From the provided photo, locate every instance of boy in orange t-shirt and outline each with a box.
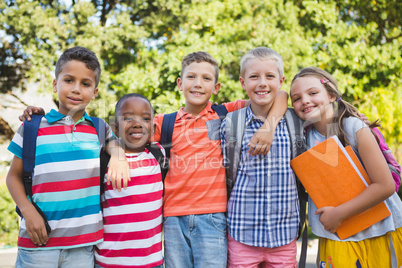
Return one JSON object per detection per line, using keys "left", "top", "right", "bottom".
{"left": 153, "top": 51, "right": 288, "bottom": 267}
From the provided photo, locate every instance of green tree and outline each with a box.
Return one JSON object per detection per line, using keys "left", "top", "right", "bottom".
{"left": 1, "top": 0, "right": 401, "bottom": 158}
{"left": 294, "top": 1, "right": 402, "bottom": 150}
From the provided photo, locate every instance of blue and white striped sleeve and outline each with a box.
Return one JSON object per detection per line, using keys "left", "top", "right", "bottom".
{"left": 7, "top": 124, "right": 24, "bottom": 159}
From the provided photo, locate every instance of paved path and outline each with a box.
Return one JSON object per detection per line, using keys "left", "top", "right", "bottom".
{"left": 0, "top": 247, "right": 16, "bottom": 268}
{"left": 297, "top": 238, "right": 318, "bottom": 268}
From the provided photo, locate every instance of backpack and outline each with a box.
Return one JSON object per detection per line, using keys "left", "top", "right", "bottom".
{"left": 17, "top": 114, "right": 107, "bottom": 234}
{"left": 223, "top": 107, "right": 308, "bottom": 268}
{"left": 371, "top": 127, "right": 401, "bottom": 192}
{"left": 159, "top": 104, "right": 228, "bottom": 179}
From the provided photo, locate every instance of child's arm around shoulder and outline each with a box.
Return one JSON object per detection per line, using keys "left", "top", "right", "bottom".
{"left": 6, "top": 156, "right": 49, "bottom": 246}
{"left": 247, "top": 90, "right": 288, "bottom": 155}
{"left": 316, "top": 126, "right": 395, "bottom": 233}
{"left": 104, "top": 139, "right": 130, "bottom": 191}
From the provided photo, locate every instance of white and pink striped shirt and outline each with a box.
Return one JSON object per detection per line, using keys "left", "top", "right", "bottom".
{"left": 95, "top": 143, "right": 164, "bottom": 268}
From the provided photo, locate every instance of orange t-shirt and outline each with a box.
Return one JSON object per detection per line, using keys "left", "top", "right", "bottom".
{"left": 153, "top": 100, "right": 246, "bottom": 216}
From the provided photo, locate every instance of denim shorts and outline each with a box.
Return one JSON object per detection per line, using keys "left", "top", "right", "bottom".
{"left": 163, "top": 213, "right": 227, "bottom": 268}
{"left": 15, "top": 246, "right": 94, "bottom": 268}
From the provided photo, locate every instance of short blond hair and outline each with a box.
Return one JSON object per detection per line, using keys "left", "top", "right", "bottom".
{"left": 240, "top": 47, "right": 284, "bottom": 78}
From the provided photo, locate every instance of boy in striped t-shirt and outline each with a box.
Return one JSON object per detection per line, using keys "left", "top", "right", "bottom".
{"left": 6, "top": 46, "right": 129, "bottom": 268}
{"left": 95, "top": 93, "right": 164, "bottom": 268}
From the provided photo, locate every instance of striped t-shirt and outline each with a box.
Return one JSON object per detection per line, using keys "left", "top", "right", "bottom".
{"left": 95, "top": 144, "right": 164, "bottom": 268}
{"left": 7, "top": 109, "right": 114, "bottom": 250}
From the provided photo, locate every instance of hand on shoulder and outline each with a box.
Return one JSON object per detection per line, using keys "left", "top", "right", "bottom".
{"left": 19, "top": 106, "right": 45, "bottom": 122}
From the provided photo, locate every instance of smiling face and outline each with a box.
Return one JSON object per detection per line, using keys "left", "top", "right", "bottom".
{"left": 240, "top": 58, "right": 284, "bottom": 116}
{"left": 53, "top": 60, "right": 98, "bottom": 122}
{"left": 115, "top": 96, "right": 153, "bottom": 154}
{"left": 177, "top": 61, "right": 221, "bottom": 115}
{"left": 290, "top": 76, "right": 336, "bottom": 122}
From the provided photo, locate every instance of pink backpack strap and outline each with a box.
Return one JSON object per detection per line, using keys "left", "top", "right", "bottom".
{"left": 372, "top": 127, "right": 401, "bottom": 191}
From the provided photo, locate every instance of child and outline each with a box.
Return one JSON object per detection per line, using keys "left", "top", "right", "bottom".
{"left": 6, "top": 46, "right": 129, "bottom": 267}
{"left": 95, "top": 93, "right": 164, "bottom": 268}
{"left": 290, "top": 66, "right": 402, "bottom": 267}
{"left": 20, "top": 50, "right": 288, "bottom": 267}
{"left": 152, "top": 51, "right": 289, "bottom": 267}
{"left": 220, "top": 47, "right": 300, "bottom": 267}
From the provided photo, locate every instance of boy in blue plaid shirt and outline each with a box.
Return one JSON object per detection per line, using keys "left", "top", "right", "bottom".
{"left": 220, "top": 47, "right": 300, "bottom": 267}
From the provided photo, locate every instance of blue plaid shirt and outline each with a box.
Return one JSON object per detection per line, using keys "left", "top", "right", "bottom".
{"left": 221, "top": 106, "right": 300, "bottom": 248}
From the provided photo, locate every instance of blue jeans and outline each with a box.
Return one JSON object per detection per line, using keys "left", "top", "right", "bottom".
{"left": 15, "top": 246, "right": 94, "bottom": 268}
{"left": 163, "top": 213, "right": 227, "bottom": 268}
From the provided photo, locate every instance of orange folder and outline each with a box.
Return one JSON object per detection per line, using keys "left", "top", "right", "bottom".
{"left": 290, "top": 136, "right": 391, "bottom": 240}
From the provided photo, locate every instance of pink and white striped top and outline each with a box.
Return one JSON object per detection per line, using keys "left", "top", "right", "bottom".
{"left": 95, "top": 144, "right": 164, "bottom": 268}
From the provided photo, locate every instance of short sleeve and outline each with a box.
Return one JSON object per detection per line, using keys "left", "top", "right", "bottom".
{"left": 343, "top": 117, "right": 368, "bottom": 150}
{"left": 7, "top": 124, "right": 24, "bottom": 159}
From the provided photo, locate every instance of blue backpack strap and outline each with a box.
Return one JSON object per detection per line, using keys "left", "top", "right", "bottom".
{"left": 22, "top": 115, "right": 44, "bottom": 182}
{"left": 21, "top": 114, "right": 51, "bottom": 235}
{"left": 90, "top": 116, "right": 108, "bottom": 196}
{"left": 160, "top": 112, "right": 177, "bottom": 159}
{"left": 90, "top": 116, "right": 106, "bottom": 150}
{"left": 211, "top": 104, "right": 228, "bottom": 119}
{"left": 159, "top": 112, "right": 177, "bottom": 180}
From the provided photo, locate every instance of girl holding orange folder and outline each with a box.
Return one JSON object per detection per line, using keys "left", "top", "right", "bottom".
{"left": 290, "top": 67, "right": 402, "bottom": 268}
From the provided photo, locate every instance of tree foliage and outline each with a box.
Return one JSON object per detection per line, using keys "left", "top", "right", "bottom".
{"left": 0, "top": 0, "right": 401, "bottom": 156}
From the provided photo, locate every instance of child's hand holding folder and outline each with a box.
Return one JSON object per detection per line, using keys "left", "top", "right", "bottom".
{"left": 290, "top": 135, "right": 391, "bottom": 240}
{"left": 315, "top": 206, "right": 343, "bottom": 234}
